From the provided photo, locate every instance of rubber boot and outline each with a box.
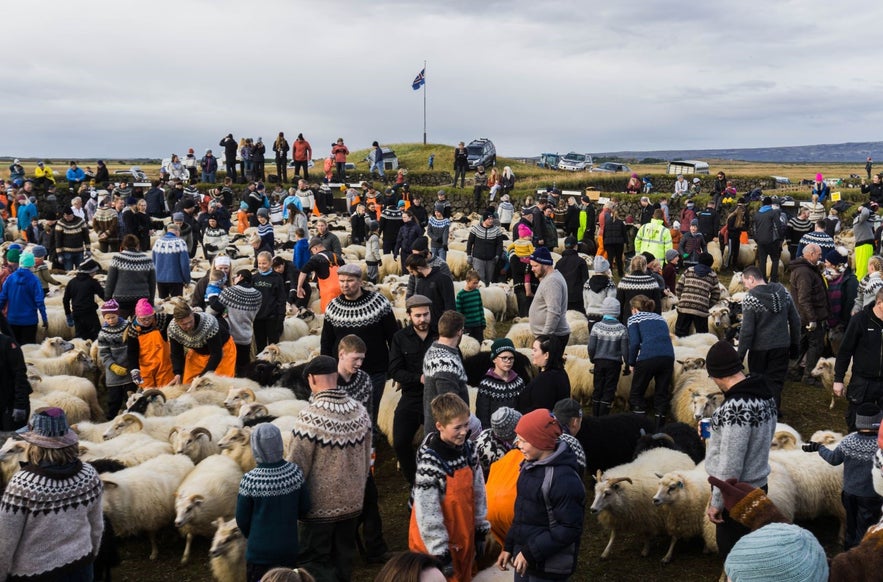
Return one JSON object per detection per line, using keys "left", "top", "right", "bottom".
{"left": 598, "top": 402, "right": 612, "bottom": 417}
{"left": 654, "top": 414, "right": 667, "bottom": 431}
{"left": 592, "top": 400, "right": 601, "bottom": 417}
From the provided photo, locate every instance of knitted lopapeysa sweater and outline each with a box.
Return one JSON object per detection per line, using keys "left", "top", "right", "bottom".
{"left": 338, "top": 368, "right": 373, "bottom": 413}
{"left": 105, "top": 250, "right": 156, "bottom": 303}
{"left": 320, "top": 290, "right": 398, "bottom": 375}
{"left": 151, "top": 233, "right": 191, "bottom": 284}
{"left": 0, "top": 461, "right": 103, "bottom": 579}
{"left": 616, "top": 272, "right": 662, "bottom": 321}
{"left": 675, "top": 265, "right": 721, "bottom": 317}
{"left": 54, "top": 216, "right": 89, "bottom": 253}
{"left": 215, "top": 283, "right": 263, "bottom": 345}
{"left": 422, "top": 341, "right": 470, "bottom": 424}
{"left": 817, "top": 432, "right": 880, "bottom": 497}
{"left": 588, "top": 317, "right": 629, "bottom": 364}
{"left": 412, "top": 433, "right": 490, "bottom": 557}
{"left": 474, "top": 428, "right": 516, "bottom": 479}
{"left": 98, "top": 319, "right": 131, "bottom": 387}
{"left": 627, "top": 311, "right": 674, "bottom": 365}
{"left": 476, "top": 369, "right": 525, "bottom": 429}
{"left": 288, "top": 388, "right": 371, "bottom": 523}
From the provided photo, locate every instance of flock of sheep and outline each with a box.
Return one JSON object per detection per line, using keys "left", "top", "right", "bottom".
{"left": 0, "top": 207, "right": 854, "bottom": 581}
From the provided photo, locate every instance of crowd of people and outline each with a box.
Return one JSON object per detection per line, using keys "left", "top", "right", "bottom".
{"left": 4, "top": 153, "right": 883, "bottom": 581}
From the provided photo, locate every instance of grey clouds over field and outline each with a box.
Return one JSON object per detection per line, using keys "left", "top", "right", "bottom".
{"left": 3, "top": 0, "right": 882, "bottom": 158}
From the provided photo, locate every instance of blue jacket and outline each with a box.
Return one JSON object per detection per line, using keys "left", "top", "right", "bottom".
{"left": 17, "top": 202, "right": 37, "bottom": 232}
{"left": 505, "top": 441, "right": 585, "bottom": 579}
{"left": 293, "top": 239, "right": 310, "bottom": 270}
{"left": 151, "top": 233, "right": 191, "bottom": 284}
{"left": 627, "top": 311, "right": 674, "bottom": 365}
{"left": 0, "top": 268, "right": 48, "bottom": 326}
{"left": 66, "top": 167, "right": 86, "bottom": 182}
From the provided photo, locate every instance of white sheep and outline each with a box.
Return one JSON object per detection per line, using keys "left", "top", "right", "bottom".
{"left": 101, "top": 453, "right": 196, "bottom": 560}
{"left": 707, "top": 303, "right": 731, "bottom": 340}
{"left": 218, "top": 426, "right": 256, "bottom": 472}
{"left": 280, "top": 316, "right": 311, "bottom": 342}
{"left": 809, "top": 429, "right": 844, "bottom": 447}
{"left": 652, "top": 466, "right": 717, "bottom": 563}
{"left": 174, "top": 454, "right": 244, "bottom": 563}
{"left": 31, "top": 391, "right": 91, "bottom": 425}
{"left": 71, "top": 419, "right": 117, "bottom": 443}
{"left": 79, "top": 432, "right": 173, "bottom": 466}
{"left": 564, "top": 356, "right": 594, "bottom": 405}
{"left": 771, "top": 423, "right": 803, "bottom": 450}
{"left": 479, "top": 285, "right": 509, "bottom": 321}
{"left": 102, "top": 405, "right": 229, "bottom": 441}
{"left": 21, "top": 337, "right": 74, "bottom": 359}
{"left": 505, "top": 322, "right": 535, "bottom": 349}
{"left": 590, "top": 448, "right": 696, "bottom": 559}
{"left": 769, "top": 449, "right": 845, "bottom": 538}
{"left": 671, "top": 333, "right": 720, "bottom": 350}
{"left": 672, "top": 380, "right": 722, "bottom": 427}
{"left": 29, "top": 373, "right": 104, "bottom": 421}
{"left": 379, "top": 253, "right": 402, "bottom": 279}
{"left": 170, "top": 426, "right": 221, "bottom": 464}
{"left": 688, "top": 385, "right": 725, "bottom": 422}
{"left": 257, "top": 338, "right": 319, "bottom": 364}
{"left": 209, "top": 517, "right": 247, "bottom": 582}
{"left": 460, "top": 334, "right": 481, "bottom": 358}
{"left": 809, "top": 357, "right": 850, "bottom": 409}
{"left": 0, "top": 438, "right": 27, "bottom": 486}
{"left": 565, "top": 310, "right": 589, "bottom": 345}
{"left": 446, "top": 250, "right": 470, "bottom": 280}
{"left": 189, "top": 373, "right": 262, "bottom": 395}
{"left": 28, "top": 349, "right": 96, "bottom": 377}
{"left": 125, "top": 389, "right": 200, "bottom": 417}
{"left": 223, "top": 386, "right": 298, "bottom": 411}
{"left": 483, "top": 308, "right": 497, "bottom": 341}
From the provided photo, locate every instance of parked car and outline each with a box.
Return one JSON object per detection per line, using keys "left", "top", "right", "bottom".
{"left": 537, "top": 153, "right": 560, "bottom": 169}
{"left": 558, "top": 152, "right": 593, "bottom": 172}
{"left": 112, "top": 167, "right": 151, "bottom": 187}
{"left": 591, "top": 162, "right": 632, "bottom": 174}
{"left": 466, "top": 138, "right": 496, "bottom": 169}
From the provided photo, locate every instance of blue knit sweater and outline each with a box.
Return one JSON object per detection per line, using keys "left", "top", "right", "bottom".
{"left": 818, "top": 432, "right": 880, "bottom": 497}
{"left": 627, "top": 311, "right": 674, "bottom": 365}
{"left": 151, "top": 233, "right": 191, "bottom": 284}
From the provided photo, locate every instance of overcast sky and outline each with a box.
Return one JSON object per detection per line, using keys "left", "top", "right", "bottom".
{"left": 4, "top": 0, "right": 881, "bottom": 159}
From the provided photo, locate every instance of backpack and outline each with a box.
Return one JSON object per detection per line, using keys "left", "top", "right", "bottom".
{"left": 539, "top": 466, "right": 579, "bottom": 576}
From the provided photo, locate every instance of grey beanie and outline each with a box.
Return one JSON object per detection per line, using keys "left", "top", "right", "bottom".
{"left": 855, "top": 403, "right": 883, "bottom": 431}
{"left": 250, "top": 423, "right": 284, "bottom": 464}
{"left": 491, "top": 407, "right": 522, "bottom": 441}
{"left": 593, "top": 255, "right": 610, "bottom": 273}
{"left": 601, "top": 297, "right": 620, "bottom": 317}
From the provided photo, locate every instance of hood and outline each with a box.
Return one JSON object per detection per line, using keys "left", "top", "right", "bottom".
{"left": 725, "top": 373, "right": 774, "bottom": 402}
{"left": 746, "top": 282, "right": 790, "bottom": 313}
{"left": 588, "top": 274, "right": 612, "bottom": 293}
{"left": 758, "top": 205, "right": 773, "bottom": 213}
{"left": 521, "top": 440, "right": 579, "bottom": 473}
{"left": 250, "top": 423, "right": 284, "bottom": 464}
{"left": 694, "top": 264, "right": 712, "bottom": 277}
{"left": 485, "top": 367, "right": 518, "bottom": 382}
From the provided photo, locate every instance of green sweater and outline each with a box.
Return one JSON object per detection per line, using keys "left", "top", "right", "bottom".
{"left": 456, "top": 288, "right": 485, "bottom": 329}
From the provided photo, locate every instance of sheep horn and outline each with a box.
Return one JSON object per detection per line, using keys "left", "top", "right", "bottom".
{"left": 650, "top": 433, "right": 676, "bottom": 445}
{"left": 606, "top": 477, "right": 633, "bottom": 486}
{"left": 141, "top": 389, "right": 167, "bottom": 402}
{"left": 190, "top": 427, "right": 213, "bottom": 440}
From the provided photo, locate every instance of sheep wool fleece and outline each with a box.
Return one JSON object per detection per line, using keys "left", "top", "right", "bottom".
{"left": 0, "top": 462, "right": 104, "bottom": 579}
{"left": 287, "top": 388, "right": 372, "bottom": 522}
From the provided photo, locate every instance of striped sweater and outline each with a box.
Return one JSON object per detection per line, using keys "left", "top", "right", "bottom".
{"left": 456, "top": 288, "right": 485, "bottom": 329}
{"left": 675, "top": 265, "right": 721, "bottom": 317}
{"left": 105, "top": 249, "right": 156, "bottom": 303}
{"left": 54, "top": 216, "right": 89, "bottom": 253}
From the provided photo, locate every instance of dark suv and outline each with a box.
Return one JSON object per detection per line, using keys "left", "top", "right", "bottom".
{"left": 466, "top": 138, "right": 496, "bottom": 169}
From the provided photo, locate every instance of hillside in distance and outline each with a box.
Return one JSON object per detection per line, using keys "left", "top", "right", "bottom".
{"left": 592, "top": 141, "right": 881, "bottom": 163}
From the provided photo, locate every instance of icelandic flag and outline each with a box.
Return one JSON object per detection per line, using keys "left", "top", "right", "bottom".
{"left": 412, "top": 68, "right": 425, "bottom": 91}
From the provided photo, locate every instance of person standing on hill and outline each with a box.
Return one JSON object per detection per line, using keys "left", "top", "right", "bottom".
{"left": 332, "top": 138, "right": 349, "bottom": 182}
{"left": 292, "top": 133, "right": 311, "bottom": 181}
{"left": 452, "top": 142, "right": 469, "bottom": 189}
{"left": 220, "top": 133, "right": 238, "bottom": 182}
{"left": 273, "top": 132, "right": 289, "bottom": 183}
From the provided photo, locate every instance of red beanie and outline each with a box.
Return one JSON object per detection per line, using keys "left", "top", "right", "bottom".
{"left": 516, "top": 409, "right": 562, "bottom": 451}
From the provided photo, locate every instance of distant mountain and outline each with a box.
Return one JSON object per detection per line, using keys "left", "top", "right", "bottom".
{"left": 589, "top": 141, "right": 881, "bottom": 163}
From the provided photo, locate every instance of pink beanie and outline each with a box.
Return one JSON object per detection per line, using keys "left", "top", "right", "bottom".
{"left": 816, "top": 173, "right": 824, "bottom": 182}
{"left": 134, "top": 299, "right": 155, "bottom": 318}
{"left": 517, "top": 223, "right": 532, "bottom": 239}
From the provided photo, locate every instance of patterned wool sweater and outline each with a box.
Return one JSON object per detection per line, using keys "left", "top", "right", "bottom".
{"left": 320, "top": 290, "right": 398, "bottom": 375}
{"left": 616, "top": 272, "right": 662, "bottom": 322}
{"left": 476, "top": 369, "right": 525, "bottom": 429}
{"left": 817, "top": 432, "right": 880, "bottom": 497}
{"left": 627, "top": 311, "right": 674, "bottom": 365}
{"left": 675, "top": 265, "right": 721, "bottom": 317}
{"left": 105, "top": 250, "right": 156, "bottom": 304}
{"left": 288, "top": 388, "right": 371, "bottom": 523}
{"left": 236, "top": 460, "right": 309, "bottom": 566}
{"left": 706, "top": 374, "right": 777, "bottom": 509}
{"left": 588, "top": 317, "right": 629, "bottom": 364}
{"left": 0, "top": 462, "right": 104, "bottom": 579}
{"left": 474, "top": 428, "right": 515, "bottom": 479}
{"left": 412, "top": 433, "right": 490, "bottom": 557}
{"left": 98, "top": 319, "right": 131, "bottom": 387}
{"left": 215, "top": 283, "right": 263, "bottom": 345}
{"left": 422, "top": 342, "right": 470, "bottom": 425}
{"left": 151, "top": 233, "right": 191, "bottom": 284}
{"left": 338, "top": 368, "right": 373, "bottom": 413}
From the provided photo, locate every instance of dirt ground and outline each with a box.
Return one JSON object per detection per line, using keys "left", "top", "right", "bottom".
{"left": 110, "top": 376, "right": 848, "bottom": 582}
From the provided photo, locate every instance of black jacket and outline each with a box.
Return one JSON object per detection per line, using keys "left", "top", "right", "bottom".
{"left": 555, "top": 249, "right": 588, "bottom": 310}
{"left": 389, "top": 325, "right": 437, "bottom": 396}
{"left": 696, "top": 208, "right": 720, "bottom": 242}
{"left": 63, "top": 274, "right": 104, "bottom": 316}
{"left": 753, "top": 206, "right": 783, "bottom": 245}
{"left": 453, "top": 147, "right": 469, "bottom": 171}
{"left": 603, "top": 218, "right": 627, "bottom": 246}
{"left": 220, "top": 136, "right": 238, "bottom": 163}
{"left": 0, "top": 333, "right": 31, "bottom": 426}
{"left": 413, "top": 267, "right": 455, "bottom": 328}
{"left": 252, "top": 270, "right": 287, "bottom": 320}
{"left": 836, "top": 305, "right": 883, "bottom": 382}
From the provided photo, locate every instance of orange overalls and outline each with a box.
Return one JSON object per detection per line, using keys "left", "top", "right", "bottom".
{"left": 136, "top": 327, "right": 174, "bottom": 388}
{"left": 183, "top": 336, "right": 237, "bottom": 384}
{"left": 317, "top": 253, "right": 341, "bottom": 313}
{"left": 485, "top": 448, "right": 523, "bottom": 546}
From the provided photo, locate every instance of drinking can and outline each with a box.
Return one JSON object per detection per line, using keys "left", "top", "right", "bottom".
{"left": 699, "top": 418, "right": 711, "bottom": 439}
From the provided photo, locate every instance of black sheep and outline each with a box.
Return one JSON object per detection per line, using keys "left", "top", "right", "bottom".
{"left": 244, "top": 360, "right": 310, "bottom": 400}
{"left": 88, "top": 459, "right": 124, "bottom": 582}
{"left": 462, "top": 350, "right": 535, "bottom": 387}
{"left": 632, "top": 422, "right": 705, "bottom": 465}
{"left": 576, "top": 413, "right": 655, "bottom": 478}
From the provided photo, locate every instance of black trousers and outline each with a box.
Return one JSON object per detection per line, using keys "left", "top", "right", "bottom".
{"left": 674, "top": 312, "right": 709, "bottom": 337}
{"left": 225, "top": 161, "right": 237, "bottom": 183}
{"left": 336, "top": 161, "right": 346, "bottom": 182}
{"left": 593, "top": 359, "right": 622, "bottom": 405}
{"left": 630, "top": 356, "right": 673, "bottom": 415}
{"left": 254, "top": 160, "right": 265, "bottom": 182}
{"left": 465, "top": 326, "right": 484, "bottom": 343}
{"left": 605, "top": 243, "right": 625, "bottom": 276}
{"left": 106, "top": 382, "right": 136, "bottom": 421}
{"left": 843, "top": 492, "right": 883, "bottom": 550}
{"left": 359, "top": 474, "right": 388, "bottom": 559}
{"left": 157, "top": 282, "right": 184, "bottom": 299}
{"left": 756, "top": 242, "right": 782, "bottom": 283}
{"left": 747, "top": 347, "right": 788, "bottom": 412}
{"left": 717, "top": 485, "right": 767, "bottom": 558}
{"left": 293, "top": 160, "right": 309, "bottom": 180}
{"left": 74, "top": 312, "right": 101, "bottom": 341}
{"left": 453, "top": 167, "right": 466, "bottom": 188}
{"left": 393, "top": 393, "right": 424, "bottom": 485}
{"left": 799, "top": 323, "right": 825, "bottom": 379}
{"left": 276, "top": 159, "right": 288, "bottom": 183}
{"left": 727, "top": 235, "right": 741, "bottom": 269}
{"left": 235, "top": 342, "right": 252, "bottom": 377}
{"left": 253, "top": 318, "right": 282, "bottom": 353}
{"left": 10, "top": 324, "right": 37, "bottom": 345}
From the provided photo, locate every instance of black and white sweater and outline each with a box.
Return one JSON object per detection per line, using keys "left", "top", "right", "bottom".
{"left": 213, "top": 283, "right": 263, "bottom": 345}
{"left": 476, "top": 370, "right": 525, "bottom": 429}
{"left": 338, "top": 368, "right": 374, "bottom": 413}
{"left": 422, "top": 341, "right": 470, "bottom": 424}
{"left": 616, "top": 272, "right": 662, "bottom": 321}
{"left": 0, "top": 462, "right": 103, "bottom": 579}
{"left": 105, "top": 250, "right": 156, "bottom": 304}
{"left": 320, "top": 290, "right": 398, "bottom": 375}
{"left": 474, "top": 428, "right": 515, "bottom": 479}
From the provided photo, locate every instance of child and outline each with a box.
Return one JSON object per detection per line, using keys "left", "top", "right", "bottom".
{"left": 803, "top": 403, "right": 883, "bottom": 549}
{"left": 587, "top": 297, "right": 629, "bottom": 417}
{"left": 476, "top": 339, "right": 525, "bottom": 430}
{"left": 259, "top": 568, "right": 315, "bottom": 582}
{"left": 427, "top": 204, "right": 450, "bottom": 261}
{"left": 474, "top": 406, "right": 521, "bottom": 480}
{"left": 236, "top": 423, "right": 309, "bottom": 582}
{"left": 350, "top": 203, "right": 367, "bottom": 245}
{"left": 292, "top": 228, "right": 310, "bottom": 271}
{"left": 365, "top": 221, "right": 381, "bottom": 283}
{"left": 205, "top": 269, "right": 226, "bottom": 303}
{"left": 237, "top": 201, "right": 249, "bottom": 235}
{"left": 497, "top": 409, "right": 585, "bottom": 580}
{"left": 63, "top": 258, "right": 105, "bottom": 341}
{"left": 410, "top": 393, "right": 490, "bottom": 581}
{"left": 662, "top": 249, "right": 680, "bottom": 295}
{"left": 97, "top": 299, "right": 135, "bottom": 419}
{"left": 269, "top": 193, "right": 284, "bottom": 225}
{"left": 30, "top": 245, "right": 60, "bottom": 295}
{"left": 456, "top": 270, "right": 485, "bottom": 342}
{"left": 497, "top": 195, "right": 514, "bottom": 233}
{"left": 256, "top": 208, "right": 274, "bottom": 250}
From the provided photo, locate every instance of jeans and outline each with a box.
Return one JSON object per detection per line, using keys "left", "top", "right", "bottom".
{"left": 254, "top": 160, "right": 265, "bottom": 182}
{"left": 842, "top": 492, "right": 883, "bottom": 549}
{"left": 157, "top": 282, "right": 184, "bottom": 299}
{"left": 359, "top": 475, "right": 388, "bottom": 558}
{"left": 225, "top": 161, "right": 237, "bottom": 182}
{"left": 62, "top": 251, "right": 84, "bottom": 272}
{"left": 800, "top": 323, "right": 825, "bottom": 381}
{"left": 593, "top": 359, "right": 622, "bottom": 406}
{"left": 201, "top": 171, "right": 216, "bottom": 183}
{"left": 336, "top": 161, "right": 346, "bottom": 182}
{"left": 253, "top": 317, "right": 282, "bottom": 353}
{"left": 369, "top": 160, "right": 385, "bottom": 178}
{"left": 433, "top": 247, "right": 447, "bottom": 261}
{"left": 10, "top": 324, "right": 37, "bottom": 345}
{"left": 605, "top": 243, "right": 624, "bottom": 276}
{"left": 293, "top": 160, "right": 309, "bottom": 180}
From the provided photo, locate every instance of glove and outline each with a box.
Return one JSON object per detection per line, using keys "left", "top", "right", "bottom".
{"left": 789, "top": 344, "right": 800, "bottom": 359}
{"left": 436, "top": 552, "right": 454, "bottom": 578}
{"left": 42, "top": 321, "right": 48, "bottom": 329}
{"left": 12, "top": 408, "right": 27, "bottom": 424}
{"left": 110, "top": 363, "right": 128, "bottom": 376}
{"left": 466, "top": 255, "right": 473, "bottom": 266}
{"left": 66, "top": 315, "right": 75, "bottom": 327}
{"left": 131, "top": 370, "right": 143, "bottom": 385}
{"left": 802, "top": 441, "right": 821, "bottom": 453}
{"left": 475, "top": 529, "right": 487, "bottom": 559}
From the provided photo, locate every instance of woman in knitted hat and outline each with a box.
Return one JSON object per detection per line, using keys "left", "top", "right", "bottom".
{"left": 496, "top": 408, "right": 585, "bottom": 580}
{"left": 476, "top": 339, "right": 526, "bottom": 430}
{"left": 167, "top": 301, "right": 236, "bottom": 384}
{"left": 126, "top": 298, "right": 174, "bottom": 388}
{"left": 97, "top": 299, "right": 135, "bottom": 419}
{"left": 0, "top": 408, "right": 104, "bottom": 580}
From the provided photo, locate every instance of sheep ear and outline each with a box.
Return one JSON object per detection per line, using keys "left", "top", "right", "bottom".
{"left": 191, "top": 494, "right": 205, "bottom": 505}
{"left": 102, "top": 479, "right": 119, "bottom": 489}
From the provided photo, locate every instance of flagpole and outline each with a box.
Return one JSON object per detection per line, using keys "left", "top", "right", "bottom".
{"left": 423, "top": 59, "right": 427, "bottom": 145}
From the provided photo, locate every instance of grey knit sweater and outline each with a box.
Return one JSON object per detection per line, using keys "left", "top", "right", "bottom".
{"left": 105, "top": 249, "right": 156, "bottom": 304}
{"left": 529, "top": 269, "right": 571, "bottom": 337}
{"left": 587, "top": 317, "right": 629, "bottom": 364}
{"left": 737, "top": 282, "right": 802, "bottom": 359}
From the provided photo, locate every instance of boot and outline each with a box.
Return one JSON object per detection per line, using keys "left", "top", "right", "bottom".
{"left": 654, "top": 414, "right": 667, "bottom": 431}
{"left": 598, "top": 401, "right": 612, "bottom": 417}
{"left": 592, "top": 400, "right": 601, "bottom": 417}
